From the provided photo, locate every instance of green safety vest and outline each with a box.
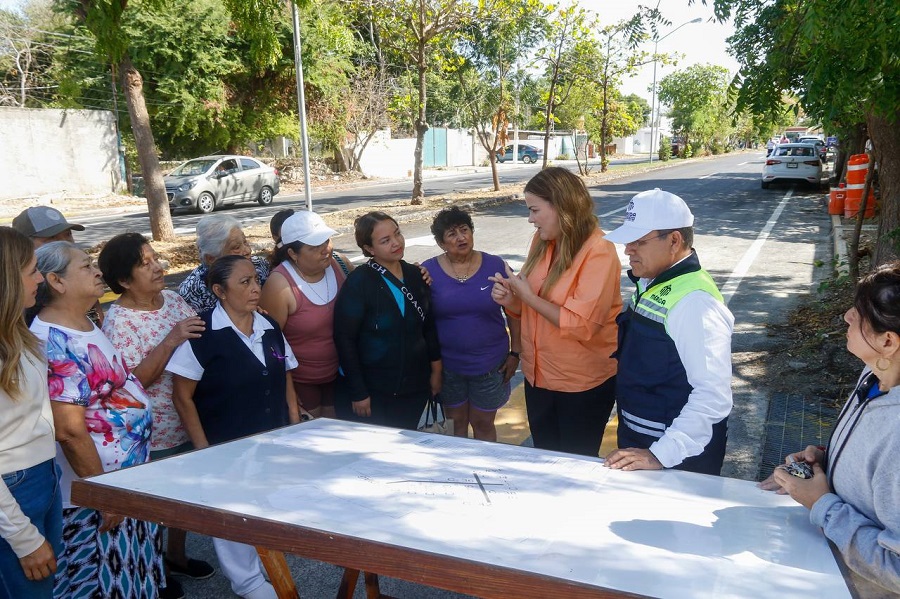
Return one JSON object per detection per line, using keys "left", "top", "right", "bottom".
{"left": 631, "top": 269, "right": 724, "bottom": 333}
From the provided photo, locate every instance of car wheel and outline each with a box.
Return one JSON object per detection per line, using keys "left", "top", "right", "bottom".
{"left": 257, "top": 186, "right": 275, "bottom": 206}
{"left": 196, "top": 192, "right": 216, "bottom": 214}
{"left": 761, "top": 181, "right": 770, "bottom": 189}
{"left": 522, "top": 154, "right": 534, "bottom": 164}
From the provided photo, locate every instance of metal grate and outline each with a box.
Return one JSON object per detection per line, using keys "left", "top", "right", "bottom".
{"left": 756, "top": 392, "right": 842, "bottom": 481}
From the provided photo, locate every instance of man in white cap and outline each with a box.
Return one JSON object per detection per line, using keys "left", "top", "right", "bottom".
{"left": 12, "top": 206, "right": 85, "bottom": 247}
{"left": 603, "top": 189, "right": 733, "bottom": 475}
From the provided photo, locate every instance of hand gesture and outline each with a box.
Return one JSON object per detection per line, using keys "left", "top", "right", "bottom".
{"left": 758, "top": 445, "right": 825, "bottom": 492}
{"left": 604, "top": 447, "right": 664, "bottom": 471}
{"left": 498, "top": 354, "right": 519, "bottom": 383}
{"left": 19, "top": 539, "right": 56, "bottom": 581}
{"left": 772, "top": 463, "right": 830, "bottom": 509}
{"left": 489, "top": 264, "right": 526, "bottom": 311}
{"left": 99, "top": 511, "right": 124, "bottom": 533}
{"left": 165, "top": 316, "right": 205, "bottom": 348}
{"left": 415, "top": 262, "right": 433, "bottom": 286}
{"left": 353, "top": 397, "right": 372, "bottom": 417}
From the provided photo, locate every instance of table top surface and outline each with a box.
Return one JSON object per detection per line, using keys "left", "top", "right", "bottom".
{"left": 79, "top": 419, "right": 850, "bottom": 599}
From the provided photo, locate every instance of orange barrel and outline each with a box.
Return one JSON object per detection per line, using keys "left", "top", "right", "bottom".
{"left": 844, "top": 183, "right": 876, "bottom": 218}
{"left": 828, "top": 186, "right": 846, "bottom": 215}
{"left": 846, "top": 154, "right": 869, "bottom": 185}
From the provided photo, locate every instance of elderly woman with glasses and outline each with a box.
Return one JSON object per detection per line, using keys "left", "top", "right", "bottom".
{"left": 28, "top": 241, "right": 162, "bottom": 598}
{"left": 178, "top": 214, "right": 271, "bottom": 313}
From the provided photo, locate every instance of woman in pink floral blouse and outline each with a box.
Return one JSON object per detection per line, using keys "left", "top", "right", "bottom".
{"left": 98, "top": 233, "right": 214, "bottom": 595}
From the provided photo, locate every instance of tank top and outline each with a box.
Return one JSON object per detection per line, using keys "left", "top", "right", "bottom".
{"left": 275, "top": 259, "right": 347, "bottom": 384}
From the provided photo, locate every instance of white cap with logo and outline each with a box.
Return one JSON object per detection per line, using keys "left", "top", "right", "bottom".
{"left": 602, "top": 188, "right": 694, "bottom": 244}
{"left": 280, "top": 210, "right": 337, "bottom": 246}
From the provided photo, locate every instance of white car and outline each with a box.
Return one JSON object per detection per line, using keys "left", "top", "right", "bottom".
{"left": 761, "top": 143, "right": 823, "bottom": 189}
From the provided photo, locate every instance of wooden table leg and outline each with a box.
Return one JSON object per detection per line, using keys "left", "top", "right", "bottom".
{"left": 337, "top": 568, "right": 360, "bottom": 599}
{"left": 364, "top": 572, "right": 385, "bottom": 599}
{"left": 337, "top": 569, "right": 396, "bottom": 599}
{"left": 256, "top": 547, "right": 300, "bottom": 599}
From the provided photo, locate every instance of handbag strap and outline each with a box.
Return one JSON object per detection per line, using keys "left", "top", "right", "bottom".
{"left": 367, "top": 260, "right": 425, "bottom": 321}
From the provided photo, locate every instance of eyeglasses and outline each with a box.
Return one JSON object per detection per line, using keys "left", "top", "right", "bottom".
{"left": 625, "top": 232, "right": 670, "bottom": 249}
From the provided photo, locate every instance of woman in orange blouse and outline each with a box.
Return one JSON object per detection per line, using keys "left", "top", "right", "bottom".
{"left": 490, "top": 167, "right": 622, "bottom": 456}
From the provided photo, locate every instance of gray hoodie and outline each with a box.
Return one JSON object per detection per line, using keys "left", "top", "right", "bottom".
{"left": 811, "top": 369, "right": 900, "bottom": 595}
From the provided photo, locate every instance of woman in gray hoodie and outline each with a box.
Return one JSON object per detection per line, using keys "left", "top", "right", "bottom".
{"left": 761, "top": 261, "right": 900, "bottom": 595}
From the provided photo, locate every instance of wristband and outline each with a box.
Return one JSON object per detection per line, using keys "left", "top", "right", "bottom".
{"left": 508, "top": 351, "right": 520, "bottom": 359}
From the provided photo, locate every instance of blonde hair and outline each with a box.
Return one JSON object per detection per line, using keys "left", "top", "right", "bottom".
{"left": 0, "top": 227, "right": 42, "bottom": 399}
{"left": 521, "top": 168, "right": 597, "bottom": 294}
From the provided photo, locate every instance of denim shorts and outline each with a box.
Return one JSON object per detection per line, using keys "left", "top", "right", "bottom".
{"left": 441, "top": 361, "right": 511, "bottom": 412}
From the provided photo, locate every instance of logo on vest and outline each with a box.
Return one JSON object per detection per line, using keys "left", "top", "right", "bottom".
{"left": 650, "top": 284, "right": 672, "bottom": 305}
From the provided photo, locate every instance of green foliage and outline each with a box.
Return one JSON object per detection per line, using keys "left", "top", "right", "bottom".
{"left": 658, "top": 135, "right": 671, "bottom": 161}
{"left": 658, "top": 63, "right": 731, "bottom": 154}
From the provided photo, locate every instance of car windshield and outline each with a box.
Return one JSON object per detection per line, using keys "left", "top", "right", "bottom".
{"left": 170, "top": 159, "right": 217, "bottom": 176}
{"left": 775, "top": 146, "right": 814, "bottom": 157}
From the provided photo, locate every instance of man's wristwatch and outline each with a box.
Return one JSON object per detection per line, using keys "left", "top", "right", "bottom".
{"left": 508, "top": 351, "right": 520, "bottom": 359}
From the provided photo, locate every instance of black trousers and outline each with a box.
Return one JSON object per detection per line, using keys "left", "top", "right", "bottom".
{"left": 524, "top": 376, "right": 616, "bottom": 457}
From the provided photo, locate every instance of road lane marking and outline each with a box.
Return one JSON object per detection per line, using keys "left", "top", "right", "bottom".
{"left": 700, "top": 173, "right": 716, "bottom": 179}
{"left": 599, "top": 205, "right": 626, "bottom": 218}
{"left": 719, "top": 188, "right": 793, "bottom": 306}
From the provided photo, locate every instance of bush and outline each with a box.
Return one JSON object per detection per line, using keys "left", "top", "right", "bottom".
{"left": 680, "top": 143, "right": 693, "bottom": 159}
{"left": 658, "top": 136, "right": 672, "bottom": 161}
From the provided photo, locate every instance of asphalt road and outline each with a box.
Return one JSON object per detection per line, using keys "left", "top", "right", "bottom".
{"left": 71, "top": 156, "right": 648, "bottom": 247}
{"left": 92, "top": 151, "right": 835, "bottom": 598}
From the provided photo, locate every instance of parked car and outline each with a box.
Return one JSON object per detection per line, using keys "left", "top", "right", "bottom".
{"left": 761, "top": 143, "right": 823, "bottom": 189}
{"left": 797, "top": 136, "right": 828, "bottom": 162}
{"left": 165, "top": 155, "right": 280, "bottom": 214}
{"left": 496, "top": 144, "right": 543, "bottom": 164}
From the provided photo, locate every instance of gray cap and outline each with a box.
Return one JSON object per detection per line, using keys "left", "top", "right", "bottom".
{"left": 12, "top": 206, "right": 85, "bottom": 239}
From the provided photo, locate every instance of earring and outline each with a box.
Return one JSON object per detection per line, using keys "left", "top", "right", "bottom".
{"left": 876, "top": 357, "right": 892, "bottom": 372}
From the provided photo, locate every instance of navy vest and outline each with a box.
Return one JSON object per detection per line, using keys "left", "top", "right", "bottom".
{"left": 615, "top": 252, "right": 728, "bottom": 475}
{"left": 190, "top": 311, "right": 290, "bottom": 445}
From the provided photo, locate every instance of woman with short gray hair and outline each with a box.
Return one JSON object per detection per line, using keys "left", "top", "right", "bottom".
{"left": 178, "top": 214, "right": 270, "bottom": 313}
{"left": 28, "top": 241, "right": 164, "bottom": 598}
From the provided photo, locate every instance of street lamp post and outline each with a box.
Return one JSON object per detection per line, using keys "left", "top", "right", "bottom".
{"left": 649, "top": 17, "right": 702, "bottom": 164}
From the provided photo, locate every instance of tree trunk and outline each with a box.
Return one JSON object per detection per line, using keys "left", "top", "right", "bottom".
{"left": 868, "top": 110, "right": 900, "bottom": 265}
{"left": 835, "top": 122, "right": 867, "bottom": 185}
{"left": 542, "top": 75, "right": 556, "bottom": 170}
{"left": 119, "top": 56, "right": 174, "bottom": 241}
{"left": 411, "top": 39, "right": 428, "bottom": 204}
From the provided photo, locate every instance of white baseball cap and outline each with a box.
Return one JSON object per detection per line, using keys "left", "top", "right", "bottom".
{"left": 280, "top": 210, "right": 337, "bottom": 246}
{"left": 602, "top": 188, "right": 694, "bottom": 244}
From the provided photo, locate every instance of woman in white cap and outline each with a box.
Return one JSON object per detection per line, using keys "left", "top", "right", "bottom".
{"left": 259, "top": 210, "right": 352, "bottom": 419}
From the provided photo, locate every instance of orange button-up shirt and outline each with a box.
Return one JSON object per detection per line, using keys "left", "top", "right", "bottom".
{"left": 520, "top": 228, "right": 622, "bottom": 392}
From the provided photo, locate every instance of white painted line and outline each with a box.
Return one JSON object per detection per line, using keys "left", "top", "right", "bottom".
{"left": 404, "top": 234, "right": 437, "bottom": 247}
{"left": 738, "top": 161, "right": 752, "bottom": 166}
{"left": 600, "top": 205, "right": 626, "bottom": 218}
{"left": 700, "top": 173, "right": 716, "bottom": 179}
{"left": 350, "top": 254, "right": 367, "bottom": 263}
{"left": 719, "top": 189, "right": 792, "bottom": 306}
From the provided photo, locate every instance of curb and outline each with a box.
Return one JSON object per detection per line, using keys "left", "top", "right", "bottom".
{"left": 831, "top": 214, "right": 850, "bottom": 278}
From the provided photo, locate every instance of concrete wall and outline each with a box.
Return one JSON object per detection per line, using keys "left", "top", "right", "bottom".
{"left": 0, "top": 108, "right": 121, "bottom": 201}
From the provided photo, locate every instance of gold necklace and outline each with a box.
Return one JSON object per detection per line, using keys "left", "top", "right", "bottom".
{"left": 447, "top": 253, "right": 473, "bottom": 283}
